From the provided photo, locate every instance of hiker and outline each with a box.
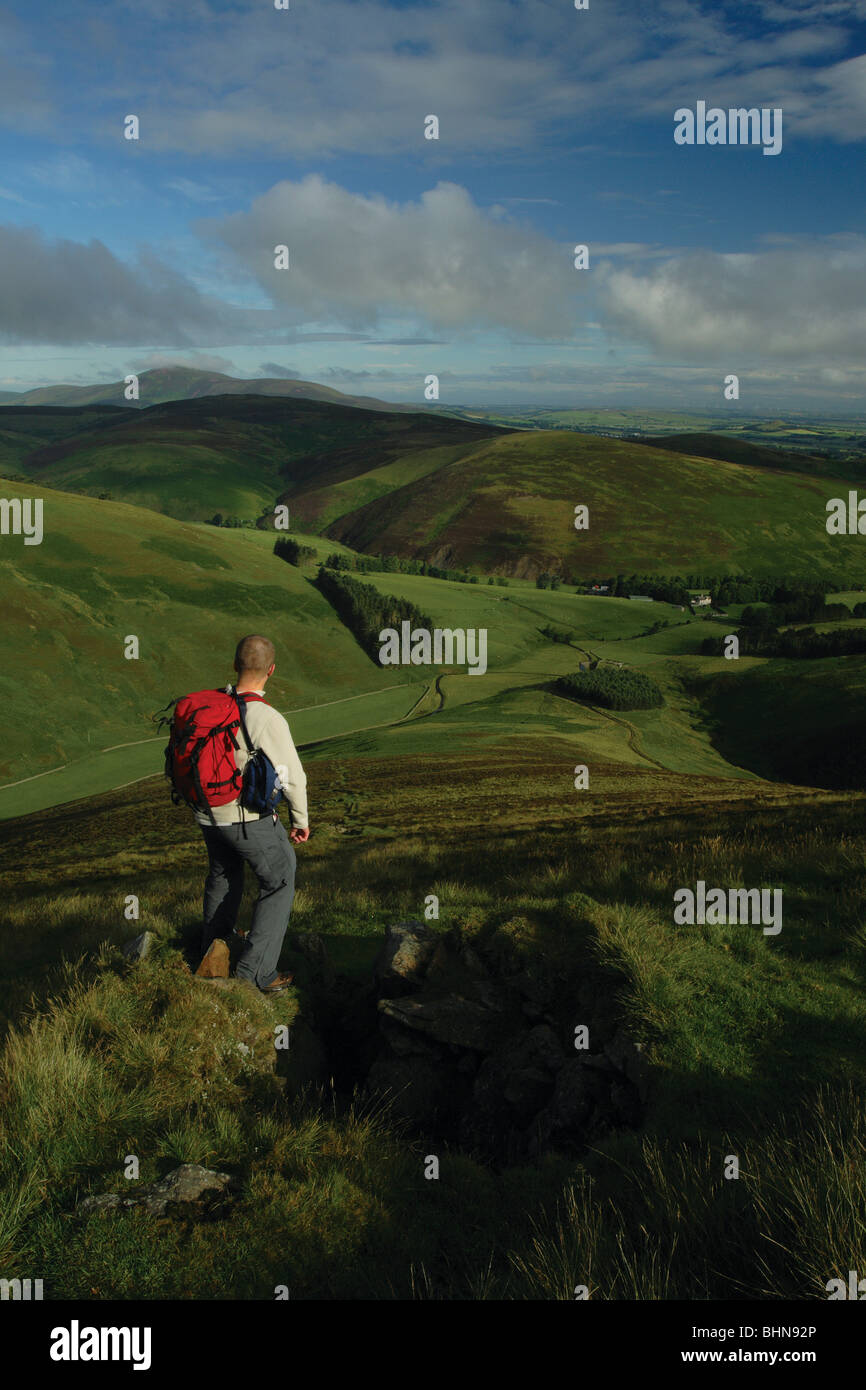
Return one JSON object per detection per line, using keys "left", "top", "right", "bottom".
{"left": 168, "top": 634, "right": 309, "bottom": 994}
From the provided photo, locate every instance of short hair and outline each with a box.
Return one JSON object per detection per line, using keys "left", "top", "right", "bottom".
{"left": 234, "top": 634, "right": 275, "bottom": 677}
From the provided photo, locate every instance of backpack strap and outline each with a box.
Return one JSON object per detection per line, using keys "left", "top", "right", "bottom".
{"left": 230, "top": 687, "right": 266, "bottom": 838}
{"left": 232, "top": 687, "right": 257, "bottom": 754}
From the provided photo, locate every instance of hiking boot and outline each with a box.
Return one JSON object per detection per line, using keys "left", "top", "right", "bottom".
{"left": 259, "top": 972, "right": 294, "bottom": 996}
{"left": 195, "top": 938, "right": 230, "bottom": 979}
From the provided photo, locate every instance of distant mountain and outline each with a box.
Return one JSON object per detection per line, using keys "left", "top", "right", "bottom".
{"left": 2, "top": 366, "right": 425, "bottom": 413}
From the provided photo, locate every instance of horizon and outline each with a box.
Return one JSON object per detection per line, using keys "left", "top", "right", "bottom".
{"left": 2, "top": 363, "right": 865, "bottom": 424}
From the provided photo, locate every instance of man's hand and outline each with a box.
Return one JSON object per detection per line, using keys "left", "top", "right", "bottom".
{"left": 289, "top": 826, "right": 310, "bottom": 844}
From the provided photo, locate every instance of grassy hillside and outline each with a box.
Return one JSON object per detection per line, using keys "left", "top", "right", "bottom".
{"left": 15, "top": 396, "right": 508, "bottom": 523}
{"left": 10, "top": 395, "right": 864, "bottom": 586}
{"left": 323, "top": 430, "right": 866, "bottom": 582}
{"left": 0, "top": 405, "right": 126, "bottom": 475}
{"left": 0, "top": 478, "right": 413, "bottom": 791}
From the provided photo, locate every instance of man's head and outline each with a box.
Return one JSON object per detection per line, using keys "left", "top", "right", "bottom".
{"left": 234, "top": 634, "right": 276, "bottom": 689}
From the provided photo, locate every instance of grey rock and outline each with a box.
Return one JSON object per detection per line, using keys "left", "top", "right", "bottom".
{"left": 461, "top": 947, "right": 490, "bottom": 979}
{"left": 374, "top": 920, "right": 437, "bottom": 996}
{"left": 121, "top": 931, "right": 155, "bottom": 962}
{"left": 378, "top": 993, "right": 505, "bottom": 1051}
{"left": 380, "top": 1017, "right": 447, "bottom": 1060}
{"left": 78, "top": 1164, "right": 238, "bottom": 1218}
{"left": 502, "top": 1064, "right": 554, "bottom": 1122}
{"left": 422, "top": 940, "right": 502, "bottom": 1009}
{"left": 510, "top": 970, "right": 551, "bottom": 1018}
{"left": 461, "top": 1028, "right": 561, "bottom": 1150}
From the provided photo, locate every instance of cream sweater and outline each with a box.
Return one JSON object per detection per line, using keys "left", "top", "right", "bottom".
{"left": 193, "top": 688, "right": 309, "bottom": 829}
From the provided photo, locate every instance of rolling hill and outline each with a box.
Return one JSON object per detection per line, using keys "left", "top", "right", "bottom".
{"left": 0, "top": 476, "right": 416, "bottom": 790}
{"left": 9, "top": 395, "right": 866, "bottom": 581}
{"left": 12, "top": 395, "right": 511, "bottom": 523}
{"left": 316, "top": 428, "right": 866, "bottom": 583}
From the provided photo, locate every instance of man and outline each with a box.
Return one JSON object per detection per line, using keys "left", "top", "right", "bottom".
{"left": 195, "top": 634, "right": 309, "bottom": 994}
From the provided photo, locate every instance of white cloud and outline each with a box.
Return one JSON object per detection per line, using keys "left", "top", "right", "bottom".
{"left": 598, "top": 236, "right": 866, "bottom": 361}
{"left": 199, "top": 175, "right": 582, "bottom": 337}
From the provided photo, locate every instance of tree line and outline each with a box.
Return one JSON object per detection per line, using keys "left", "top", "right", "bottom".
{"left": 314, "top": 566, "right": 433, "bottom": 662}
{"left": 702, "top": 625, "right": 866, "bottom": 659}
{"left": 581, "top": 574, "right": 848, "bottom": 609}
{"left": 323, "top": 552, "right": 509, "bottom": 586}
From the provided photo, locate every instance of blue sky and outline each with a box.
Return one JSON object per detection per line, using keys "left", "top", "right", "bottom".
{"left": 0, "top": 0, "right": 864, "bottom": 411}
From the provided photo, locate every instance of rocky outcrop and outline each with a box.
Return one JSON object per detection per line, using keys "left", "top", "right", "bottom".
{"left": 277, "top": 921, "right": 647, "bottom": 1160}
{"left": 362, "top": 923, "right": 648, "bottom": 1159}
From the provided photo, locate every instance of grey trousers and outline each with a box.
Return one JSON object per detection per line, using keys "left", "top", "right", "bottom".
{"left": 200, "top": 814, "right": 296, "bottom": 989}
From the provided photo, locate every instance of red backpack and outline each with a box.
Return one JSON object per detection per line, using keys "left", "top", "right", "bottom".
{"left": 162, "top": 688, "right": 265, "bottom": 822}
